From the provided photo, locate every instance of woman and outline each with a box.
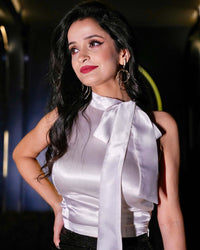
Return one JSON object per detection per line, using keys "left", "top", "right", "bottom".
{"left": 13, "top": 1, "right": 186, "bottom": 249}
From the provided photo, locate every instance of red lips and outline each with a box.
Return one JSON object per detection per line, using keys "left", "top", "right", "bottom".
{"left": 80, "top": 65, "right": 98, "bottom": 73}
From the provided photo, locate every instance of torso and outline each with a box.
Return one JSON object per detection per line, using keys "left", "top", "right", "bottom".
{"left": 52, "top": 93, "right": 161, "bottom": 238}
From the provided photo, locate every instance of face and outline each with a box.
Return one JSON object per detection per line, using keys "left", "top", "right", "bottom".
{"left": 67, "top": 18, "right": 122, "bottom": 90}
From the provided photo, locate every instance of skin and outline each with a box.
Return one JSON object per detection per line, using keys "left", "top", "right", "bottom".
{"left": 13, "top": 18, "right": 186, "bottom": 249}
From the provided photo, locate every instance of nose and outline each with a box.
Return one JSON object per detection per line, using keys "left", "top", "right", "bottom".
{"left": 78, "top": 49, "right": 90, "bottom": 63}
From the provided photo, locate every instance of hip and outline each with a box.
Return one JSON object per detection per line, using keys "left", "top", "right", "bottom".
{"left": 51, "top": 227, "right": 153, "bottom": 250}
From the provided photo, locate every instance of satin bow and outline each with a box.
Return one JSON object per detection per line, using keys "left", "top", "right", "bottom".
{"left": 93, "top": 98, "right": 161, "bottom": 250}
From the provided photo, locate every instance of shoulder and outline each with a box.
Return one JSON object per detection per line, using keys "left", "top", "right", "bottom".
{"left": 13, "top": 108, "right": 59, "bottom": 158}
{"left": 42, "top": 108, "right": 58, "bottom": 127}
{"left": 153, "top": 111, "right": 178, "bottom": 131}
{"left": 152, "top": 111, "right": 179, "bottom": 146}
{"left": 36, "top": 108, "right": 58, "bottom": 129}
{"left": 33, "top": 108, "right": 58, "bottom": 142}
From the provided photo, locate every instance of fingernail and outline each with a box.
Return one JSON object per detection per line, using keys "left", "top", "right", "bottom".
{"left": 56, "top": 244, "right": 60, "bottom": 249}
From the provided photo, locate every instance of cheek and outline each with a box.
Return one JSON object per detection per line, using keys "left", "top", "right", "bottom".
{"left": 71, "top": 59, "right": 82, "bottom": 80}
{"left": 71, "top": 59, "right": 86, "bottom": 83}
{"left": 100, "top": 51, "right": 119, "bottom": 72}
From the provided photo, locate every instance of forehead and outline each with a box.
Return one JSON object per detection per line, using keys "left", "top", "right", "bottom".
{"left": 67, "top": 18, "right": 110, "bottom": 42}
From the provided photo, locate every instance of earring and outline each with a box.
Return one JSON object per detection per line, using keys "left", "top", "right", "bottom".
{"left": 116, "top": 58, "right": 130, "bottom": 89}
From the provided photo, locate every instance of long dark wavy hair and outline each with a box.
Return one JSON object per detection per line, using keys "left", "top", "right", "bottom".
{"left": 41, "top": 0, "right": 151, "bottom": 178}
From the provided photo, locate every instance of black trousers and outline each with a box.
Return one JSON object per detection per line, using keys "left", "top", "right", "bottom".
{"left": 51, "top": 227, "right": 153, "bottom": 250}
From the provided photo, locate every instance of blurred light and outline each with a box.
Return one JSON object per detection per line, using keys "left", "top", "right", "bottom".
{"left": 3, "top": 130, "right": 9, "bottom": 178}
{"left": 191, "top": 9, "right": 198, "bottom": 22}
{"left": 24, "top": 54, "right": 29, "bottom": 62}
{"left": 0, "top": 9, "right": 5, "bottom": 18}
{"left": 11, "top": 0, "right": 21, "bottom": 13}
{"left": 0, "top": 8, "right": 13, "bottom": 23}
{"left": 191, "top": 5, "right": 200, "bottom": 24}
{"left": 138, "top": 65, "right": 162, "bottom": 111}
{"left": 0, "top": 25, "right": 9, "bottom": 51}
{"left": 193, "top": 40, "right": 200, "bottom": 50}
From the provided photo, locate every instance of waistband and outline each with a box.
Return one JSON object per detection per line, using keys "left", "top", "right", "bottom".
{"left": 60, "top": 227, "right": 149, "bottom": 249}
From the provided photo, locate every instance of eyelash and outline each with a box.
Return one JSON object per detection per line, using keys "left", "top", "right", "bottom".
{"left": 69, "top": 40, "right": 104, "bottom": 55}
{"left": 89, "top": 40, "right": 103, "bottom": 47}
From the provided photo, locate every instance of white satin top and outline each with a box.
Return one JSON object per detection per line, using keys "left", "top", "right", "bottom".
{"left": 52, "top": 92, "right": 161, "bottom": 250}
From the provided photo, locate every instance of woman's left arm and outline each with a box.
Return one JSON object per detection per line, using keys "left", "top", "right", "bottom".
{"left": 154, "top": 111, "right": 186, "bottom": 250}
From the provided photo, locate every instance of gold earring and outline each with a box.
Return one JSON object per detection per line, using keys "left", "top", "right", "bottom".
{"left": 116, "top": 58, "right": 130, "bottom": 89}
{"left": 123, "top": 58, "right": 126, "bottom": 69}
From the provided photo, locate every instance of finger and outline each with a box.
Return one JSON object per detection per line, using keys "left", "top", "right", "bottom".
{"left": 53, "top": 232, "right": 60, "bottom": 247}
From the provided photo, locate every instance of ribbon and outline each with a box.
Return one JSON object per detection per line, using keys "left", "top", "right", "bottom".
{"left": 92, "top": 96, "right": 161, "bottom": 250}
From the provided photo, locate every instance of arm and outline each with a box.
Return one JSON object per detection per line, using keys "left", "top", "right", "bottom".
{"left": 154, "top": 111, "right": 186, "bottom": 250}
{"left": 13, "top": 109, "right": 63, "bottom": 247}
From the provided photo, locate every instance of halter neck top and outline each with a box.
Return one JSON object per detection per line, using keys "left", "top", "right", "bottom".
{"left": 52, "top": 92, "right": 161, "bottom": 250}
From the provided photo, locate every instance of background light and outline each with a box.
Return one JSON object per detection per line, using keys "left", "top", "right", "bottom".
{"left": 3, "top": 130, "right": 9, "bottom": 178}
{"left": 138, "top": 65, "right": 163, "bottom": 111}
{"left": 0, "top": 25, "right": 9, "bottom": 51}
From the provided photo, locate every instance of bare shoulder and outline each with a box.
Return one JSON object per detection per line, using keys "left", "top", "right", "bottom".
{"left": 41, "top": 108, "right": 58, "bottom": 128}
{"left": 153, "top": 111, "right": 178, "bottom": 131}
{"left": 152, "top": 111, "right": 179, "bottom": 144}
{"left": 33, "top": 108, "right": 59, "bottom": 142}
{"left": 13, "top": 108, "right": 59, "bottom": 159}
{"left": 33, "top": 108, "right": 58, "bottom": 133}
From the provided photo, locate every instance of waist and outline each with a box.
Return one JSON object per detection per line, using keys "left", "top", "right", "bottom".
{"left": 60, "top": 227, "right": 149, "bottom": 249}
{"left": 62, "top": 203, "right": 152, "bottom": 238}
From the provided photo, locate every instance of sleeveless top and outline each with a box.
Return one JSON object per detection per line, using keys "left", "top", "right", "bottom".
{"left": 52, "top": 92, "right": 161, "bottom": 250}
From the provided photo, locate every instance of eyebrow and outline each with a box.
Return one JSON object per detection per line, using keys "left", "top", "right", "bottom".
{"left": 68, "top": 34, "right": 104, "bottom": 46}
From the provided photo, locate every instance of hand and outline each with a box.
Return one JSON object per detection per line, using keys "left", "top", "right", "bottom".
{"left": 53, "top": 206, "right": 64, "bottom": 249}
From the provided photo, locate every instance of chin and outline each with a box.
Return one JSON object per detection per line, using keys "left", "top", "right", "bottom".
{"left": 81, "top": 79, "right": 101, "bottom": 87}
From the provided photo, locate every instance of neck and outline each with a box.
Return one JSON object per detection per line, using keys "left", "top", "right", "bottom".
{"left": 92, "top": 82, "right": 130, "bottom": 102}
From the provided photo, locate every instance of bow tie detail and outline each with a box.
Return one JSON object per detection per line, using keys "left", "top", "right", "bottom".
{"left": 91, "top": 96, "right": 161, "bottom": 250}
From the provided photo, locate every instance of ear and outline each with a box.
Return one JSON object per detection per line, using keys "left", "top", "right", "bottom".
{"left": 119, "top": 49, "right": 131, "bottom": 66}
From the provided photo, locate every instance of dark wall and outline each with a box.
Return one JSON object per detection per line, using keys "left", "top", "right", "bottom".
{"left": 20, "top": 25, "right": 52, "bottom": 211}
{"left": 134, "top": 26, "right": 196, "bottom": 248}
{"left": 0, "top": 9, "right": 25, "bottom": 211}
{"left": 134, "top": 25, "right": 190, "bottom": 173}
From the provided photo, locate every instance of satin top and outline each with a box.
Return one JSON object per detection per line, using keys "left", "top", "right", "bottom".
{"left": 52, "top": 92, "right": 161, "bottom": 248}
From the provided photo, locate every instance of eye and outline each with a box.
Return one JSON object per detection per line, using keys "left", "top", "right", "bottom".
{"left": 69, "top": 47, "right": 79, "bottom": 55}
{"left": 89, "top": 40, "right": 104, "bottom": 48}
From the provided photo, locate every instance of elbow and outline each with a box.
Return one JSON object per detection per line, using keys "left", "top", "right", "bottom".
{"left": 12, "top": 144, "right": 38, "bottom": 166}
{"left": 157, "top": 203, "right": 184, "bottom": 231}
{"left": 12, "top": 146, "right": 19, "bottom": 164}
{"left": 12, "top": 144, "right": 24, "bottom": 165}
{"left": 157, "top": 205, "right": 186, "bottom": 249}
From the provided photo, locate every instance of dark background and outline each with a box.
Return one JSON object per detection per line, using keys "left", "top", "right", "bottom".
{"left": 0, "top": 0, "right": 199, "bottom": 249}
